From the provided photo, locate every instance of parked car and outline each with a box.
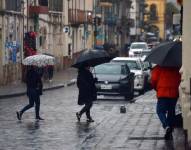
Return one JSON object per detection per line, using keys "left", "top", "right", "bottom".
{"left": 141, "top": 57, "right": 153, "bottom": 89}
{"left": 112, "top": 57, "right": 149, "bottom": 94}
{"left": 129, "top": 42, "right": 149, "bottom": 57}
{"left": 93, "top": 62, "right": 134, "bottom": 100}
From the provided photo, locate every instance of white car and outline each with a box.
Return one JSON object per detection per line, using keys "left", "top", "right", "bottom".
{"left": 112, "top": 57, "right": 149, "bottom": 94}
{"left": 129, "top": 42, "right": 149, "bottom": 57}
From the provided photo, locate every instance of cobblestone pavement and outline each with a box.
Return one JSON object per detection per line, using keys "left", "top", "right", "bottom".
{"left": 0, "top": 86, "right": 186, "bottom": 150}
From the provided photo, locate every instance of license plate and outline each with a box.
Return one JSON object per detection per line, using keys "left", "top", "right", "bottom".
{"left": 100, "top": 84, "right": 112, "bottom": 89}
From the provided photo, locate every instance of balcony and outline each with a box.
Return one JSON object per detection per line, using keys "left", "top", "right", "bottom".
{"left": 99, "top": 1, "right": 113, "bottom": 8}
{"left": 29, "top": 5, "right": 49, "bottom": 15}
{"left": 69, "top": 9, "right": 93, "bottom": 27}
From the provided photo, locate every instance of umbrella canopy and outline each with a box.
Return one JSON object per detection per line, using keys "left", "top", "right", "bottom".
{"left": 72, "top": 49, "right": 112, "bottom": 68}
{"left": 22, "top": 54, "right": 55, "bottom": 67}
{"left": 145, "top": 41, "right": 182, "bottom": 67}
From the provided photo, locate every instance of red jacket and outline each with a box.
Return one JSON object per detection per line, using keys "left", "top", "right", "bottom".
{"left": 151, "top": 65, "right": 181, "bottom": 98}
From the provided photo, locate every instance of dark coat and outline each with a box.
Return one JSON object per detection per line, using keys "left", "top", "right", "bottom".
{"left": 77, "top": 68, "right": 97, "bottom": 105}
{"left": 26, "top": 68, "right": 43, "bottom": 97}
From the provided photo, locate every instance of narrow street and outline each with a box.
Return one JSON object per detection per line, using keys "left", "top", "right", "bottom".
{"left": 0, "top": 85, "right": 186, "bottom": 150}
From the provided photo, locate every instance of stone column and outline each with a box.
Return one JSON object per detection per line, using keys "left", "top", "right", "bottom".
{"left": 180, "top": 0, "right": 191, "bottom": 144}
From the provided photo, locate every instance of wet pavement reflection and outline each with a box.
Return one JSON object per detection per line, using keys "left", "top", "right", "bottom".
{"left": 0, "top": 86, "right": 187, "bottom": 150}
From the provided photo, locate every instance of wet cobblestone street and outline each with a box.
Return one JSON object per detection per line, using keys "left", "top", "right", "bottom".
{"left": 0, "top": 86, "right": 186, "bottom": 150}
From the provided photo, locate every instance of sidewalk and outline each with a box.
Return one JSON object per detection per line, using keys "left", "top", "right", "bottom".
{"left": 0, "top": 68, "right": 78, "bottom": 99}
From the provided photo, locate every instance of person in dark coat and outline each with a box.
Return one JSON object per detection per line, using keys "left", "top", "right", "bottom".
{"left": 16, "top": 66, "right": 44, "bottom": 120}
{"left": 76, "top": 66, "right": 97, "bottom": 122}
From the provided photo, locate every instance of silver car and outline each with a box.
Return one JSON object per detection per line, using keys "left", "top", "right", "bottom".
{"left": 112, "top": 57, "right": 149, "bottom": 95}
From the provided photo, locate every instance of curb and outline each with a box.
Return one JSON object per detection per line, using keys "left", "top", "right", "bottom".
{"left": 0, "top": 79, "right": 76, "bottom": 99}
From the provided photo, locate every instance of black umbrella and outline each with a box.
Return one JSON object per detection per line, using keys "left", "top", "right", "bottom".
{"left": 145, "top": 41, "right": 182, "bottom": 67}
{"left": 72, "top": 49, "right": 112, "bottom": 68}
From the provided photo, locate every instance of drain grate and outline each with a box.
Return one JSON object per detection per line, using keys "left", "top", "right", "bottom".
{"left": 129, "top": 136, "right": 164, "bottom": 140}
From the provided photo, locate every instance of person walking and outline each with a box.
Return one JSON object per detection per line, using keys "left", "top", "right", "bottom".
{"left": 151, "top": 65, "right": 181, "bottom": 140}
{"left": 16, "top": 66, "right": 44, "bottom": 120}
{"left": 76, "top": 66, "right": 97, "bottom": 123}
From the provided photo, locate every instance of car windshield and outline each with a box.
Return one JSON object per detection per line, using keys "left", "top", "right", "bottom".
{"left": 113, "top": 60, "right": 141, "bottom": 70}
{"left": 131, "top": 44, "right": 147, "bottom": 49}
{"left": 94, "top": 64, "right": 124, "bottom": 75}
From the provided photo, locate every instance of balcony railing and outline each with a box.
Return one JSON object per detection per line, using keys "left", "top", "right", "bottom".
{"left": 69, "top": 9, "right": 93, "bottom": 26}
{"left": 29, "top": 5, "right": 49, "bottom": 15}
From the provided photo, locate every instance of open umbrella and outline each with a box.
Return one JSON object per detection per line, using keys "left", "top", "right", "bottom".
{"left": 145, "top": 41, "right": 182, "bottom": 67}
{"left": 72, "top": 49, "right": 112, "bottom": 68}
{"left": 22, "top": 54, "right": 55, "bottom": 67}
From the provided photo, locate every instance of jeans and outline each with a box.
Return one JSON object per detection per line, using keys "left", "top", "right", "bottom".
{"left": 79, "top": 102, "right": 93, "bottom": 119}
{"left": 157, "top": 97, "right": 177, "bottom": 129}
{"left": 21, "top": 89, "right": 40, "bottom": 118}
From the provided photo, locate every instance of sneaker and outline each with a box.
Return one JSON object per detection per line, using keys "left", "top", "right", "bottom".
{"left": 36, "top": 117, "right": 44, "bottom": 120}
{"left": 164, "top": 127, "right": 173, "bottom": 140}
{"left": 76, "top": 112, "right": 81, "bottom": 122}
{"left": 87, "top": 118, "right": 94, "bottom": 123}
{"left": 16, "top": 111, "right": 21, "bottom": 120}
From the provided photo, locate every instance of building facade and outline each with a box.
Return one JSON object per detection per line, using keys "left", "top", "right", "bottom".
{"left": 0, "top": 0, "right": 94, "bottom": 86}
{"left": 180, "top": 0, "right": 191, "bottom": 147}
{"left": 0, "top": 0, "right": 23, "bottom": 85}
{"left": 95, "top": 0, "right": 132, "bottom": 53}
{"left": 130, "top": 0, "right": 145, "bottom": 42}
{"left": 145, "top": 0, "right": 166, "bottom": 39}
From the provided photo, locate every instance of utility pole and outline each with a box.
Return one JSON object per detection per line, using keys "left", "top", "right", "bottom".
{"left": 84, "top": 0, "right": 86, "bottom": 49}
{"left": 34, "top": 0, "right": 39, "bottom": 32}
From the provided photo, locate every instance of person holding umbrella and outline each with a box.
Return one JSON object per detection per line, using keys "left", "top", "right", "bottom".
{"left": 151, "top": 65, "right": 181, "bottom": 140}
{"left": 76, "top": 66, "right": 97, "bottom": 123}
{"left": 72, "top": 49, "right": 112, "bottom": 122}
{"left": 16, "top": 66, "right": 44, "bottom": 120}
{"left": 146, "top": 41, "right": 182, "bottom": 140}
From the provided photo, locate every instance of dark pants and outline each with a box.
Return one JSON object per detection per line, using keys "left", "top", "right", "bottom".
{"left": 21, "top": 89, "right": 40, "bottom": 118}
{"left": 79, "top": 102, "right": 93, "bottom": 119}
{"left": 157, "top": 98, "right": 177, "bottom": 129}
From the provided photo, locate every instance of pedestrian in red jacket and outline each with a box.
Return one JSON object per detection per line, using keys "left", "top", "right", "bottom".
{"left": 151, "top": 65, "right": 181, "bottom": 140}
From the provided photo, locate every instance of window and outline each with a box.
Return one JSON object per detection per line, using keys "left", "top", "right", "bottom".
{"left": 49, "top": 0, "right": 63, "bottom": 12}
{"left": 150, "top": 4, "right": 158, "bottom": 21}
{"left": 6, "top": 0, "right": 21, "bottom": 11}
{"left": 39, "top": 0, "right": 48, "bottom": 6}
{"left": 0, "top": 0, "right": 2, "bottom": 10}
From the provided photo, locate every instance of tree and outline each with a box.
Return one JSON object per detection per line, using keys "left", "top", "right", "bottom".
{"left": 165, "top": 2, "right": 179, "bottom": 29}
